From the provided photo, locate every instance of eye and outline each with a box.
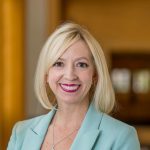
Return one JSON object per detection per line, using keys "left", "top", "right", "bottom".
{"left": 53, "top": 61, "right": 64, "bottom": 67}
{"left": 76, "top": 62, "right": 89, "bottom": 68}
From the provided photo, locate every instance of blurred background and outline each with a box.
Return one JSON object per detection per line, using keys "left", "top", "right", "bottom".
{"left": 0, "top": 0, "right": 150, "bottom": 149}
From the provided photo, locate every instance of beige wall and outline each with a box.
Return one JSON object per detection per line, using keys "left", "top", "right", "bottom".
{"left": 25, "top": 0, "right": 62, "bottom": 117}
{"left": 25, "top": 0, "right": 50, "bottom": 117}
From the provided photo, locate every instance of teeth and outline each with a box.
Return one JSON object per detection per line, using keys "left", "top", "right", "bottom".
{"left": 61, "top": 84, "right": 79, "bottom": 91}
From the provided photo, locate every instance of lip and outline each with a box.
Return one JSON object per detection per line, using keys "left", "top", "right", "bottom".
{"left": 59, "top": 83, "right": 80, "bottom": 93}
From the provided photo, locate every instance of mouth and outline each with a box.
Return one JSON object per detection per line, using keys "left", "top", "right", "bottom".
{"left": 60, "top": 84, "right": 81, "bottom": 93}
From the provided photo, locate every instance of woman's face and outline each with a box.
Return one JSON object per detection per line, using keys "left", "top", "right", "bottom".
{"left": 47, "top": 40, "right": 95, "bottom": 106}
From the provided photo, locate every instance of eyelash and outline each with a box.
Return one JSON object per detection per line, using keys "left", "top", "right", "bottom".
{"left": 76, "top": 62, "right": 89, "bottom": 68}
{"left": 53, "top": 61, "right": 64, "bottom": 67}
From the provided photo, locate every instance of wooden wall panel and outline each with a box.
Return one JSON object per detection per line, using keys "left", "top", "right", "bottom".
{"left": 0, "top": 1, "right": 3, "bottom": 149}
{"left": 0, "top": 0, "right": 24, "bottom": 149}
{"left": 64, "top": 0, "right": 150, "bottom": 52}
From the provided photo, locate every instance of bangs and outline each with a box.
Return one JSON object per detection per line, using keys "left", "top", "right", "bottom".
{"left": 45, "top": 34, "right": 82, "bottom": 71}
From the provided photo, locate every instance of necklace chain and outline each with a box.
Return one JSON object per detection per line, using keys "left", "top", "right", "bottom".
{"left": 51, "top": 118, "right": 79, "bottom": 150}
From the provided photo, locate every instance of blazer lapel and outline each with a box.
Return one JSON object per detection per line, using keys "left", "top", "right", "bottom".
{"left": 21, "top": 103, "right": 103, "bottom": 150}
{"left": 21, "top": 108, "right": 56, "bottom": 150}
{"left": 70, "top": 103, "right": 103, "bottom": 150}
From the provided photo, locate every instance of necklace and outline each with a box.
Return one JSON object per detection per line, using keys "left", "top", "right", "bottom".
{"left": 51, "top": 118, "right": 79, "bottom": 150}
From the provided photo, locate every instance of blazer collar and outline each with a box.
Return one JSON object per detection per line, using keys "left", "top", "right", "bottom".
{"left": 21, "top": 107, "right": 56, "bottom": 150}
{"left": 70, "top": 102, "right": 103, "bottom": 150}
{"left": 22, "top": 103, "right": 103, "bottom": 150}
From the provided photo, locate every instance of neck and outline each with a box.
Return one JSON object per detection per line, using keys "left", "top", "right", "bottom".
{"left": 54, "top": 101, "right": 89, "bottom": 129}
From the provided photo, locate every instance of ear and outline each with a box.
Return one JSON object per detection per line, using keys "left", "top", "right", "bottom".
{"left": 92, "top": 72, "right": 98, "bottom": 88}
{"left": 45, "top": 74, "right": 48, "bottom": 83}
{"left": 93, "top": 70, "right": 98, "bottom": 81}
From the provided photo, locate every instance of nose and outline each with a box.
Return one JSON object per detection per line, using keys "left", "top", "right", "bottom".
{"left": 64, "top": 64, "right": 78, "bottom": 81}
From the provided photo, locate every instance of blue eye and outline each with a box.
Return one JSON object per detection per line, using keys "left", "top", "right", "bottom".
{"left": 76, "top": 62, "right": 89, "bottom": 68}
{"left": 53, "top": 61, "right": 64, "bottom": 67}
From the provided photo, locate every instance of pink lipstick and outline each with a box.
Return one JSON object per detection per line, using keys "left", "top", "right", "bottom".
{"left": 60, "top": 84, "right": 80, "bottom": 93}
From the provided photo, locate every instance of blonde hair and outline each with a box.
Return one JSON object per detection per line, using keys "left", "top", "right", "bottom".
{"left": 34, "top": 22, "right": 115, "bottom": 113}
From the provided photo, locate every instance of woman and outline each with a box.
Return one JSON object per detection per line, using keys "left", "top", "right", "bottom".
{"left": 8, "top": 22, "right": 140, "bottom": 150}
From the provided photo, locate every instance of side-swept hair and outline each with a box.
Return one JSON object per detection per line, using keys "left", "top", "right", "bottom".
{"left": 34, "top": 22, "right": 115, "bottom": 113}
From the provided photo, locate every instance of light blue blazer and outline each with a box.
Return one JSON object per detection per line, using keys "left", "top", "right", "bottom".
{"left": 7, "top": 103, "right": 140, "bottom": 150}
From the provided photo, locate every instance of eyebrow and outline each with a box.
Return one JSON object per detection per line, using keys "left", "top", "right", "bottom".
{"left": 58, "top": 57, "right": 90, "bottom": 62}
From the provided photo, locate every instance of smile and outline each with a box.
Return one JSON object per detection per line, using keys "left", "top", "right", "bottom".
{"left": 60, "top": 84, "right": 80, "bottom": 93}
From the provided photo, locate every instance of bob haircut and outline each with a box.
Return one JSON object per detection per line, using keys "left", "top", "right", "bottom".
{"left": 34, "top": 22, "right": 115, "bottom": 114}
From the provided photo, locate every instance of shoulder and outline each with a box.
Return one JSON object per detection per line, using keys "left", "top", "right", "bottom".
{"left": 99, "top": 113, "right": 140, "bottom": 149}
{"left": 101, "top": 113, "right": 134, "bottom": 131}
{"left": 7, "top": 114, "right": 47, "bottom": 149}
{"left": 14, "top": 114, "right": 46, "bottom": 132}
{"left": 100, "top": 113, "right": 137, "bottom": 137}
{"left": 7, "top": 109, "right": 56, "bottom": 149}
{"left": 11, "top": 114, "right": 47, "bottom": 139}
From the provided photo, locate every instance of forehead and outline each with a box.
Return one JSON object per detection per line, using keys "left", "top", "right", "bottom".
{"left": 60, "top": 40, "right": 92, "bottom": 59}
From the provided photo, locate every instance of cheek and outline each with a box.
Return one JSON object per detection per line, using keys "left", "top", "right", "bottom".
{"left": 47, "top": 71, "right": 60, "bottom": 87}
{"left": 81, "top": 71, "right": 94, "bottom": 85}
